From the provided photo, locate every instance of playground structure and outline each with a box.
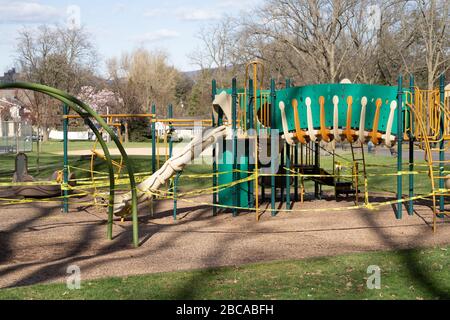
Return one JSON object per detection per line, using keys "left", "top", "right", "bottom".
{"left": 207, "top": 62, "right": 450, "bottom": 231}
{"left": 0, "top": 62, "right": 449, "bottom": 248}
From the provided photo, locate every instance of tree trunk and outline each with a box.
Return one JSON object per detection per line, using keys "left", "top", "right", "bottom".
{"left": 42, "top": 126, "right": 50, "bottom": 142}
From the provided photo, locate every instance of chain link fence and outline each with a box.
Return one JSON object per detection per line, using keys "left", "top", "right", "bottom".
{"left": 0, "top": 121, "right": 32, "bottom": 154}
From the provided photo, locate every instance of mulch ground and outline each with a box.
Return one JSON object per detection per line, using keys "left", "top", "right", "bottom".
{"left": 0, "top": 192, "right": 449, "bottom": 288}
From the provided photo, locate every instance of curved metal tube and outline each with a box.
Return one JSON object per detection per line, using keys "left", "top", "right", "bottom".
{"left": 0, "top": 82, "right": 138, "bottom": 246}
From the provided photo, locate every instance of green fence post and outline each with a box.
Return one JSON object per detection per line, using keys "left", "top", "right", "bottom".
{"left": 63, "top": 103, "right": 69, "bottom": 213}
{"left": 397, "top": 75, "right": 404, "bottom": 219}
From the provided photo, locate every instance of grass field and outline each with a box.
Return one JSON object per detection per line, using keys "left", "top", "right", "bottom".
{"left": 0, "top": 140, "right": 213, "bottom": 193}
{"left": 0, "top": 141, "right": 431, "bottom": 194}
{"left": 0, "top": 245, "right": 448, "bottom": 300}
{"left": 0, "top": 141, "right": 436, "bottom": 195}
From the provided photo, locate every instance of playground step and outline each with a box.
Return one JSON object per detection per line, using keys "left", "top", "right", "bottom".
{"left": 335, "top": 181, "right": 357, "bottom": 195}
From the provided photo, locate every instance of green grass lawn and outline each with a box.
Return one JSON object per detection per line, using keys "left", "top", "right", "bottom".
{"left": 39, "top": 140, "right": 152, "bottom": 154}
{"left": 0, "top": 245, "right": 449, "bottom": 300}
{"left": 0, "top": 140, "right": 212, "bottom": 193}
{"left": 311, "top": 150, "right": 434, "bottom": 196}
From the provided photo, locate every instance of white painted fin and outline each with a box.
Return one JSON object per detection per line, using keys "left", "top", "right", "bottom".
{"left": 305, "top": 97, "right": 317, "bottom": 141}
{"left": 279, "top": 101, "right": 296, "bottom": 145}
{"left": 358, "top": 97, "right": 368, "bottom": 144}
{"left": 382, "top": 101, "right": 397, "bottom": 147}
{"left": 332, "top": 96, "right": 341, "bottom": 142}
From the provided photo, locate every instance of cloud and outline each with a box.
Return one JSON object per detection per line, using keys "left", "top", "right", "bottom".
{"left": 176, "top": 8, "right": 222, "bottom": 21}
{"left": 143, "top": 8, "right": 167, "bottom": 17}
{"left": 133, "top": 29, "right": 180, "bottom": 43}
{"left": 0, "top": 1, "right": 61, "bottom": 24}
{"left": 112, "top": 3, "right": 127, "bottom": 14}
{"left": 217, "top": 0, "right": 262, "bottom": 10}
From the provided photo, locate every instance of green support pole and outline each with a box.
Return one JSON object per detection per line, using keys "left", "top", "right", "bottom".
{"left": 397, "top": 75, "right": 404, "bottom": 219}
{"left": 168, "top": 104, "right": 173, "bottom": 158}
{"left": 62, "top": 103, "right": 69, "bottom": 213}
{"left": 280, "top": 142, "right": 285, "bottom": 202}
{"left": 151, "top": 104, "right": 156, "bottom": 174}
{"left": 294, "top": 144, "right": 299, "bottom": 202}
{"left": 248, "top": 78, "right": 254, "bottom": 209}
{"left": 168, "top": 103, "right": 174, "bottom": 195}
{"left": 286, "top": 143, "right": 291, "bottom": 209}
{"left": 439, "top": 74, "right": 446, "bottom": 213}
{"left": 285, "top": 79, "right": 291, "bottom": 209}
{"left": 314, "top": 142, "right": 320, "bottom": 199}
{"left": 270, "top": 79, "right": 277, "bottom": 216}
{"left": 173, "top": 171, "right": 182, "bottom": 220}
{"left": 232, "top": 78, "right": 238, "bottom": 216}
{"left": 408, "top": 76, "right": 415, "bottom": 216}
{"left": 212, "top": 80, "right": 218, "bottom": 216}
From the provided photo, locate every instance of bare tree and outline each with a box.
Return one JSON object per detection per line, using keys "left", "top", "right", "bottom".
{"left": 188, "top": 16, "right": 243, "bottom": 87}
{"left": 413, "top": 0, "right": 449, "bottom": 89}
{"left": 16, "top": 25, "right": 98, "bottom": 141}
{"left": 190, "top": 0, "right": 448, "bottom": 89}
{"left": 107, "top": 48, "right": 180, "bottom": 116}
{"left": 244, "top": 0, "right": 359, "bottom": 83}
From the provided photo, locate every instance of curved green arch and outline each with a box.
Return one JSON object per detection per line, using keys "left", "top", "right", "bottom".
{"left": 0, "top": 82, "right": 139, "bottom": 247}
{"left": 25, "top": 89, "right": 116, "bottom": 240}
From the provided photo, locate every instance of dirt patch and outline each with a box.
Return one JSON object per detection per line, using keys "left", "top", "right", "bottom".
{"left": 0, "top": 192, "right": 449, "bottom": 288}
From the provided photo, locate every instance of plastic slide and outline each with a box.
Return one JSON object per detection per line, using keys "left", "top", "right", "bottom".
{"left": 113, "top": 125, "right": 228, "bottom": 216}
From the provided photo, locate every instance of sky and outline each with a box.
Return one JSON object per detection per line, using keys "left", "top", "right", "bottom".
{"left": 0, "top": 0, "right": 262, "bottom": 75}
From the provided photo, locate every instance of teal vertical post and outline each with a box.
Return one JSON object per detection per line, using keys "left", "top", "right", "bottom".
{"left": 280, "top": 143, "right": 284, "bottom": 202}
{"left": 173, "top": 172, "right": 182, "bottom": 220}
{"left": 62, "top": 104, "right": 69, "bottom": 213}
{"left": 248, "top": 78, "right": 255, "bottom": 208}
{"left": 408, "top": 76, "right": 415, "bottom": 215}
{"left": 232, "top": 78, "right": 238, "bottom": 216}
{"left": 285, "top": 79, "right": 291, "bottom": 209}
{"left": 439, "top": 74, "right": 446, "bottom": 213}
{"left": 286, "top": 143, "right": 291, "bottom": 209}
{"left": 270, "top": 79, "right": 277, "bottom": 216}
{"left": 212, "top": 80, "right": 218, "bottom": 216}
{"left": 294, "top": 144, "right": 299, "bottom": 201}
{"left": 151, "top": 104, "right": 156, "bottom": 174}
{"left": 168, "top": 104, "right": 173, "bottom": 158}
{"left": 396, "top": 75, "right": 404, "bottom": 219}
{"left": 314, "top": 142, "right": 320, "bottom": 199}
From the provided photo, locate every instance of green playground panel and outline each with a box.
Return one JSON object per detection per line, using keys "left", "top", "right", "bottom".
{"left": 218, "top": 84, "right": 409, "bottom": 136}
{"left": 218, "top": 147, "right": 251, "bottom": 209}
{"left": 274, "top": 84, "right": 403, "bottom": 135}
